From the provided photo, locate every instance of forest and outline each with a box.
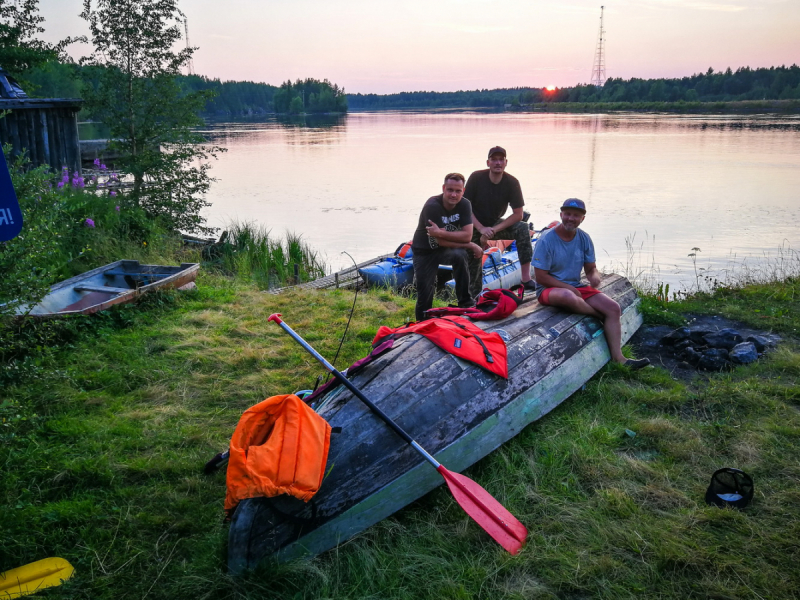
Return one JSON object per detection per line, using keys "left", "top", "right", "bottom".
{"left": 23, "top": 62, "right": 347, "bottom": 116}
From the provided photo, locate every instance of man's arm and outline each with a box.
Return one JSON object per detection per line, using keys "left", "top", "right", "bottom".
{"left": 533, "top": 267, "right": 583, "bottom": 297}
{"left": 583, "top": 262, "right": 602, "bottom": 288}
{"left": 426, "top": 221, "right": 471, "bottom": 243}
{"left": 484, "top": 206, "right": 523, "bottom": 239}
{"left": 428, "top": 223, "right": 481, "bottom": 257}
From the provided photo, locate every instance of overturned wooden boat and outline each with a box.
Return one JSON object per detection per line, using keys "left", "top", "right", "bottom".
{"left": 19, "top": 260, "right": 199, "bottom": 318}
{"left": 228, "top": 273, "right": 642, "bottom": 573}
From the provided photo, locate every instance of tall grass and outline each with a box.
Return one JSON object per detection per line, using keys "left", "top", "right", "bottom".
{"left": 210, "top": 222, "right": 327, "bottom": 289}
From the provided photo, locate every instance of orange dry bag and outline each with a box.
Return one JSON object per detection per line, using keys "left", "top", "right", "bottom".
{"left": 224, "top": 394, "right": 331, "bottom": 514}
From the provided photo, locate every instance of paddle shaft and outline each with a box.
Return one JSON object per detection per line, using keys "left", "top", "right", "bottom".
{"left": 268, "top": 314, "right": 440, "bottom": 469}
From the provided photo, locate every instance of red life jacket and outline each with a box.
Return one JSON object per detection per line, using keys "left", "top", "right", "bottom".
{"left": 424, "top": 288, "right": 524, "bottom": 321}
{"left": 395, "top": 240, "right": 413, "bottom": 258}
{"left": 373, "top": 316, "right": 508, "bottom": 378}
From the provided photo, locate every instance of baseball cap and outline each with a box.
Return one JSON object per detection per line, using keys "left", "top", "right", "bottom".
{"left": 487, "top": 146, "right": 506, "bottom": 158}
{"left": 560, "top": 198, "right": 586, "bottom": 213}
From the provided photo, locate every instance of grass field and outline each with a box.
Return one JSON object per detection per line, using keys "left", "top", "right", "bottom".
{"left": 1, "top": 270, "right": 798, "bottom": 599}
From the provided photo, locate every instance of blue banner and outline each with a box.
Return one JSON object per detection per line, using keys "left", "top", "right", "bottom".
{"left": 0, "top": 151, "right": 22, "bottom": 242}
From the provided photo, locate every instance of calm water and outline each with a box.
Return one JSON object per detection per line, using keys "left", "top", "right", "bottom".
{"left": 199, "top": 112, "right": 800, "bottom": 291}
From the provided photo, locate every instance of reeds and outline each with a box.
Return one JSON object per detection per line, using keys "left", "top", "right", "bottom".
{"left": 211, "top": 221, "right": 327, "bottom": 289}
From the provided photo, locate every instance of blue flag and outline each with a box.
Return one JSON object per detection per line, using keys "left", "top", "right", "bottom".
{"left": 0, "top": 151, "right": 23, "bottom": 242}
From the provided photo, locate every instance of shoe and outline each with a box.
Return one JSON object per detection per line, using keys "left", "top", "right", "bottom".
{"left": 457, "top": 300, "right": 476, "bottom": 309}
{"left": 521, "top": 279, "right": 537, "bottom": 292}
{"left": 624, "top": 358, "right": 650, "bottom": 370}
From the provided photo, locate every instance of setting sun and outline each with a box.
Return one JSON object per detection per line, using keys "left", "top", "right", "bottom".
{"left": 546, "top": 85, "right": 556, "bottom": 91}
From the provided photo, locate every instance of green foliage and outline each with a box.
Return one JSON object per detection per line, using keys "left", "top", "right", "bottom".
{"left": 0, "top": 148, "right": 65, "bottom": 318}
{"left": 79, "top": 0, "right": 223, "bottom": 235}
{"left": 273, "top": 78, "right": 348, "bottom": 114}
{"left": 208, "top": 222, "right": 327, "bottom": 289}
{"left": 0, "top": 0, "right": 81, "bottom": 84}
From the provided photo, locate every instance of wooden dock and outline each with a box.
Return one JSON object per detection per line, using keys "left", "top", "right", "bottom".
{"left": 270, "top": 254, "right": 392, "bottom": 293}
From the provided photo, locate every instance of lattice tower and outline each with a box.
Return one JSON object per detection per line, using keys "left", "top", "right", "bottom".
{"left": 184, "top": 17, "right": 195, "bottom": 76}
{"left": 590, "top": 6, "right": 606, "bottom": 87}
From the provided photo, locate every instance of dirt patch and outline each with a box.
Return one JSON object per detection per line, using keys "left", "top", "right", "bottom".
{"left": 628, "top": 313, "right": 781, "bottom": 382}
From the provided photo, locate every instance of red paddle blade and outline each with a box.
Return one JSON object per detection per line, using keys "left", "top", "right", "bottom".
{"left": 437, "top": 465, "right": 527, "bottom": 554}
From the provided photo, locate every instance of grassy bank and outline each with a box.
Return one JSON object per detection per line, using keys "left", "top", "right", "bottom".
{"left": 1, "top": 270, "right": 798, "bottom": 599}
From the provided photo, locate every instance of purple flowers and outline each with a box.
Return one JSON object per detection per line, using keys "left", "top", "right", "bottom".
{"left": 85, "top": 218, "right": 95, "bottom": 228}
{"left": 115, "top": 205, "right": 120, "bottom": 212}
{"left": 110, "top": 191, "right": 117, "bottom": 197}
{"left": 57, "top": 181, "right": 65, "bottom": 189}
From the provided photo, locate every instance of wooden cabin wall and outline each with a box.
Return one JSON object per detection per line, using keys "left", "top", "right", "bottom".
{"left": 0, "top": 101, "right": 82, "bottom": 175}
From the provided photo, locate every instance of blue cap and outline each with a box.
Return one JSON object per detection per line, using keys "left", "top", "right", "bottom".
{"left": 560, "top": 198, "right": 586, "bottom": 213}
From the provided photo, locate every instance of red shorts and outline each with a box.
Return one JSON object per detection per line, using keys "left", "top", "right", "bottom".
{"left": 539, "top": 286, "right": 602, "bottom": 306}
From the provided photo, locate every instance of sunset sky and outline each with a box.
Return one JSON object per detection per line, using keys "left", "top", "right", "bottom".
{"left": 40, "top": 0, "right": 800, "bottom": 94}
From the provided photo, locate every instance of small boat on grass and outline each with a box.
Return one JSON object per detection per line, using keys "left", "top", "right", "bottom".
{"left": 17, "top": 260, "right": 200, "bottom": 318}
{"left": 227, "top": 272, "right": 643, "bottom": 573}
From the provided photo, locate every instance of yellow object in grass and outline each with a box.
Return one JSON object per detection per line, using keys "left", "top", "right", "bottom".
{"left": 0, "top": 558, "right": 74, "bottom": 599}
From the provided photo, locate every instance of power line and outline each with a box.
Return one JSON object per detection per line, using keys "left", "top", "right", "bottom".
{"left": 590, "top": 6, "right": 606, "bottom": 87}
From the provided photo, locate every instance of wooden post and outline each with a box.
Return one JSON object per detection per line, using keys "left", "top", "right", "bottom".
{"left": 335, "top": 273, "right": 339, "bottom": 289}
{"left": 294, "top": 263, "right": 300, "bottom": 284}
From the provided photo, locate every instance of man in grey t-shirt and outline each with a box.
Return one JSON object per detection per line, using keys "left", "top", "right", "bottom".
{"left": 532, "top": 198, "right": 650, "bottom": 370}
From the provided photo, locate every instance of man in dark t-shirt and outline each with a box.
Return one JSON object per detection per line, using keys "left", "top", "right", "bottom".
{"left": 411, "top": 173, "right": 483, "bottom": 321}
{"left": 465, "top": 146, "right": 535, "bottom": 299}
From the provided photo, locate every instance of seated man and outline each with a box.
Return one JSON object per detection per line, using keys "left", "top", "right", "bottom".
{"left": 533, "top": 198, "right": 650, "bottom": 370}
{"left": 465, "top": 146, "right": 535, "bottom": 299}
{"left": 411, "top": 173, "right": 483, "bottom": 322}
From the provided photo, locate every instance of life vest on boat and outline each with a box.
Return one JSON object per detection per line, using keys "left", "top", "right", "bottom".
{"left": 486, "top": 239, "right": 514, "bottom": 252}
{"left": 395, "top": 241, "right": 413, "bottom": 259}
{"left": 482, "top": 246, "right": 501, "bottom": 266}
{"left": 224, "top": 394, "right": 332, "bottom": 514}
{"left": 424, "top": 288, "right": 524, "bottom": 322}
{"left": 373, "top": 316, "right": 508, "bottom": 378}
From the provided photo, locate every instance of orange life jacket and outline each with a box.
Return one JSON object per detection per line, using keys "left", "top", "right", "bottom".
{"left": 224, "top": 394, "right": 331, "bottom": 513}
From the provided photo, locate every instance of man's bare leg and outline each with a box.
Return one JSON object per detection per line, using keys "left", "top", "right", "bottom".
{"left": 585, "top": 293, "right": 626, "bottom": 363}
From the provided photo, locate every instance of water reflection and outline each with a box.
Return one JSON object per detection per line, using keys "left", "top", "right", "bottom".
{"left": 201, "top": 112, "right": 800, "bottom": 289}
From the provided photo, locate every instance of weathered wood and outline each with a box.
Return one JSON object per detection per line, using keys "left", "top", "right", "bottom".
{"left": 228, "top": 273, "right": 645, "bottom": 572}
{"left": 0, "top": 99, "right": 82, "bottom": 174}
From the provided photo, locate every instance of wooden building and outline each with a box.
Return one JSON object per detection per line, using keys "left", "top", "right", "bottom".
{"left": 0, "top": 69, "right": 83, "bottom": 175}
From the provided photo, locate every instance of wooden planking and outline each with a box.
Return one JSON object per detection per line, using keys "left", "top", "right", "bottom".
{"left": 0, "top": 100, "right": 82, "bottom": 174}
{"left": 229, "top": 275, "right": 643, "bottom": 570}
{"left": 230, "top": 297, "right": 643, "bottom": 570}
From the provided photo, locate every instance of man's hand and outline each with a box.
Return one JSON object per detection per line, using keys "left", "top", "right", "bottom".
{"left": 479, "top": 234, "right": 490, "bottom": 249}
{"left": 479, "top": 226, "right": 496, "bottom": 239}
{"left": 426, "top": 220, "right": 442, "bottom": 237}
{"left": 468, "top": 242, "right": 483, "bottom": 259}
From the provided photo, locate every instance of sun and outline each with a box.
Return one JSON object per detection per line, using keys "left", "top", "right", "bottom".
{"left": 546, "top": 85, "right": 556, "bottom": 91}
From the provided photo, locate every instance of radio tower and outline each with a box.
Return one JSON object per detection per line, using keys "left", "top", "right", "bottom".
{"left": 184, "top": 17, "right": 195, "bottom": 76}
{"left": 590, "top": 6, "right": 606, "bottom": 87}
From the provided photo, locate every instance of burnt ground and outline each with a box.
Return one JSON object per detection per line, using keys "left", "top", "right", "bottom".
{"left": 627, "top": 313, "right": 782, "bottom": 382}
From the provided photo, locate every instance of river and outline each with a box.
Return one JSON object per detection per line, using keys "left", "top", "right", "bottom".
{"left": 199, "top": 112, "right": 800, "bottom": 293}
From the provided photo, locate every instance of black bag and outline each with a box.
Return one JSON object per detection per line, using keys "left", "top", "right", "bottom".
{"left": 705, "top": 468, "right": 754, "bottom": 509}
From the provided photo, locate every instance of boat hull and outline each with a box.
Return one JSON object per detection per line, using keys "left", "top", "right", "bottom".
{"left": 20, "top": 260, "right": 199, "bottom": 318}
{"left": 228, "top": 273, "right": 642, "bottom": 573}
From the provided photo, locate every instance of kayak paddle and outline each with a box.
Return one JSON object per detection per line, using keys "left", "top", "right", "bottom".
{"left": 0, "top": 557, "right": 74, "bottom": 599}
{"left": 268, "top": 313, "right": 528, "bottom": 554}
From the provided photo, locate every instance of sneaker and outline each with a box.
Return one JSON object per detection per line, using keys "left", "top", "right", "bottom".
{"left": 457, "top": 299, "right": 476, "bottom": 309}
{"left": 521, "top": 279, "right": 537, "bottom": 292}
{"left": 624, "top": 358, "right": 651, "bottom": 370}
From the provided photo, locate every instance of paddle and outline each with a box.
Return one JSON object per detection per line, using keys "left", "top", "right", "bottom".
{"left": 267, "top": 313, "right": 528, "bottom": 554}
{"left": 0, "top": 557, "right": 74, "bottom": 599}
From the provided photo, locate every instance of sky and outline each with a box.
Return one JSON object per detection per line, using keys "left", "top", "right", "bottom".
{"left": 38, "top": 0, "right": 800, "bottom": 94}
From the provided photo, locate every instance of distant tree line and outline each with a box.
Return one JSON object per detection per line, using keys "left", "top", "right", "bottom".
{"left": 546, "top": 66, "right": 800, "bottom": 103}
{"left": 347, "top": 88, "right": 542, "bottom": 110}
{"left": 22, "top": 62, "right": 347, "bottom": 116}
